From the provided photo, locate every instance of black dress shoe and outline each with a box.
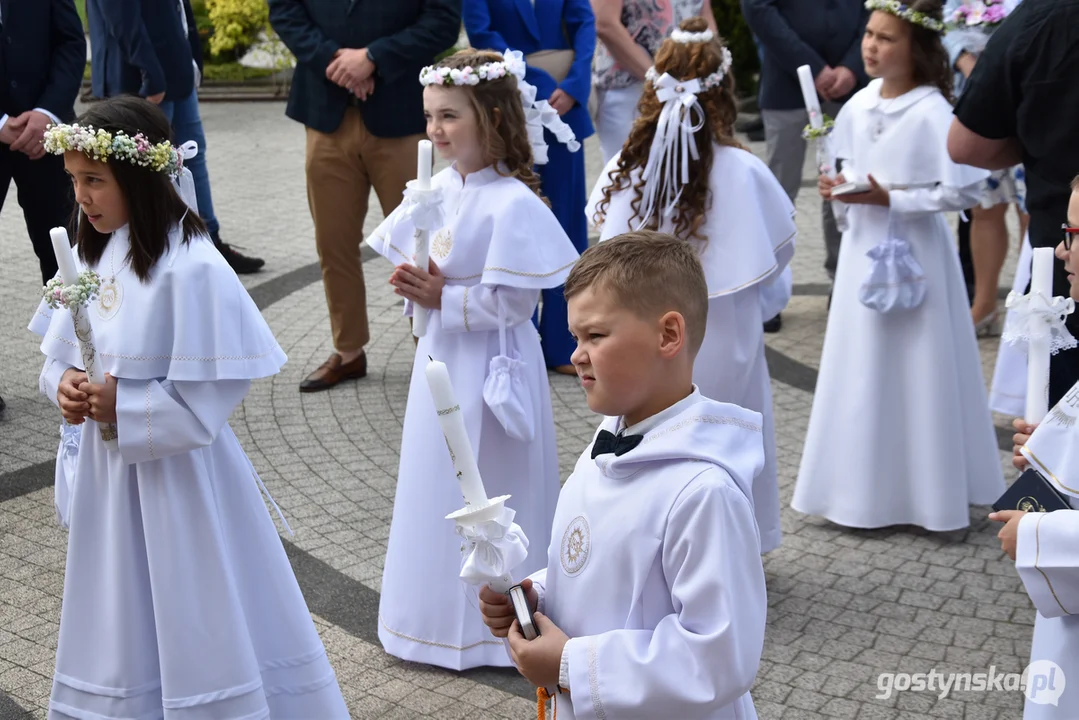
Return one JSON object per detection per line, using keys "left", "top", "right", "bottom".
{"left": 763, "top": 313, "right": 782, "bottom": 333}
{"left": 211, "top": 231, "right": 265, "bottom": 274}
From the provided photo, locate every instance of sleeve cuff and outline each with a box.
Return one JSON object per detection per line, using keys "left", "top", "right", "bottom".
{"left": 527, "top": 568, "right": 546, "bottom": 614}
{"left": 33, "top": 108, "right": 62, "bottom": 126}
{"left": 559, "top": 645, "right": 572, "bottom": 691}
{"left": 115, "top": 377, "right": 155, "bottom": 464}
{"left": 0, "top": 114, "right": 7, "bottom": 132}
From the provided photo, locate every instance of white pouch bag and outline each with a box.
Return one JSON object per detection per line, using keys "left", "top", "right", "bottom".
{"left": 858, "top": 233, "right": 927, "bottom": 314}
{"left": 483, "top": 298, "right": 536, "bottom": 442}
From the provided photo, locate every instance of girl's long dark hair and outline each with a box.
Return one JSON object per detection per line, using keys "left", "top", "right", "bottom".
{"left": 72, "top": 95, "right": 207, "bottom": 282}
{"left": 906, "top": 0, "right": 953, "bottom": 102}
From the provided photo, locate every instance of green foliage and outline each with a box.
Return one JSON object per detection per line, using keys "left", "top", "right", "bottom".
{"left": 713, "top": 0, "right": 760, "bottom": 97}
{"left": 75, "top": 0, "right": 88, "bottom": 29}
{"left": 202, "top": 63, "right": 275, "bottom": 82}
{"left": 205, "top": 0, "right": 268, "bottom": 59}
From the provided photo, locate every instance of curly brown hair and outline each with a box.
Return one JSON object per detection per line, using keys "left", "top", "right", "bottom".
{"left": 429, "top": 50, "right": 547, "bottom": 204}
{"left": 592, "top": 17, "right": 742, "bottom": 241}
{"left": 901, "top": 0, "right": 953, "bottom": 101}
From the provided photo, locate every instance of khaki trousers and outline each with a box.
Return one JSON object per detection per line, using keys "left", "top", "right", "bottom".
{"left": 306, "top": 107, "right": 422, "bottom": 352}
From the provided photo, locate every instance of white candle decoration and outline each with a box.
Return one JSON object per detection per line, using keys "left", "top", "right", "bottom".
{"left": 797, "top": 65, "right": 823, "bottom": 130}
{"left": 49, "top": 227, "right": 119, "bottom": 449}
{"left": 412, "top": 140, "right": 434, "bottom": 338}
{"left": 1026, "top": 248, "right": 1055, "bottom": 423}
{"left": 425, "top": 357, "right": 489, "bottom": 507}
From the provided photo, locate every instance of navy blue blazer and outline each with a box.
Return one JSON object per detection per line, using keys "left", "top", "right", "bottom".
{"left": 269, "top": 0, "right": 462, "bottom": 137}
{"left": 0, "top": 0, "right": 85, "bottom": 121}
{"left": 463, "top": 0, "right": 594, "bottom": 141}
{"left": 87, "top": 0, "right": 197, "bottom": 101}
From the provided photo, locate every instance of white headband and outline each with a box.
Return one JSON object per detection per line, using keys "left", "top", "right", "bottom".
{"left": 670, "top": 28, "right": 715, "bottom": 44}
{"left": 418, "top": 49, "right": 580, "bottom": 163}
{"left": 636, "top": 47, "right": 733, "bottom": 227}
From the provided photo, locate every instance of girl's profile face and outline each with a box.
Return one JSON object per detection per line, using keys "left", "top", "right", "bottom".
{"left": 423, "top": 85, "right": 486, "bottom": 174}
{"left": 64, "top": 151, "right": 130, "bottom": 234}
{"left": 862, "top": 11, "right": 913, "bottom": 82}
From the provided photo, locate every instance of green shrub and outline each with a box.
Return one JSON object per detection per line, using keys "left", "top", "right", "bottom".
{"left": 713, "top": 0, "right": 760, "bottom": 98}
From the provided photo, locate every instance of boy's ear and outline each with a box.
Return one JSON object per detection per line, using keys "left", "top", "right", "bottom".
{"left": 491, "top": 106, "right": 502, "bottom": 129}
{"left": 657, "top": 310, "right": 686, "bottom": 359}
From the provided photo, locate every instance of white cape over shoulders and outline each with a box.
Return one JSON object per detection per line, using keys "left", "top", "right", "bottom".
{"left": 30, "top": 226, "right": 347, "bottom": 719}
{"left": 586, "top": 145, "right": 796, "bottom": 552}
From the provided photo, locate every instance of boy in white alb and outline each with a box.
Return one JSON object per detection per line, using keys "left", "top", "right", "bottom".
{"left": 990, "top": 179, "right": 1079, "bottom": 718}
{"left": 479, "top": 232, "right": 768, "bottom": 719}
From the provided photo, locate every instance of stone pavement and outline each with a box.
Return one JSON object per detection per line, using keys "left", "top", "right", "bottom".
{"left": 0, "top": 100, "right": 1032, "bottom": 720}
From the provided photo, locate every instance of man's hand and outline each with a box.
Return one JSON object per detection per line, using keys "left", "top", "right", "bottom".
{"left": 146, "top": 92, "right": 166, "bottom": 105}
{"left": 828, "top": 66, "right": 857, "bottom": 99}
{"left": 815, "top": 66, "right": 837, "bottom": 99}
{"left": 327, "top": 48, "right": 375, "bottom": 90}
{"left": 351, "top": 76, "right": 376, "bottom": 102}
{"left": 507, "top": 613, "right": 570, "bottom": 689}
{"left": 9, "top": 111, "right": 52, "bottom": 159}
{"left": 0, "top": 114, "right": 26, "bottom": 145}
{"left": 548, "top": 89, "right": 576, "bottom": 116}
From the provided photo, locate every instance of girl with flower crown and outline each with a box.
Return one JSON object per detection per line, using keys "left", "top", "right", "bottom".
{"left": 792, "top": 0, "right": 1005, "bottom": 530}
{"left": 366, "top": 49, "right": 579, "bottom": 669}
{"left": 587, "top": 17, "right": 797, "bottom": 554}
{"left": 30, "top": 96, "right": 349, "bottom": 718}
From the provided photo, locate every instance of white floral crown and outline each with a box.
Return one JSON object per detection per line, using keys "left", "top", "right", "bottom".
{"left": 670, "top": 28, "right": 714, "bottom": 44}
{"left": 419, "top": 51, "right": 527, "bottom": 87}
{"left": 644, "top": 46, "right": 733, "bottom": 93}
{"left": 865, "top": 0, "right": 946, "bottom": 32}
{"left": 43, "top": 123, "right": 186, "bottom": 176}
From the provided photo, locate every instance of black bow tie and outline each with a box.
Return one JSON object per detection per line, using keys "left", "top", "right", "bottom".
{"left": 591, "top": 429, "right": 643, "bottom": 459}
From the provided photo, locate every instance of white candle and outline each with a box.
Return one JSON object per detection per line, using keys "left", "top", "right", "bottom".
{"left": 412, "top": 140, "right": 434, "bottom": 338}
{"left": 797, "top": 65, "right": 823, "bottom": 130}
{"left": 1026, "top": 248, "right": 1055, "bottom": 423}
{"left": 417, "top": 139, "right": 433, "bottom": 190}
{"left": 51, "top": 227, "right": 80, "bottom": 286}
{"left": 425, "top": 357, "right": 489, "bottom": 507}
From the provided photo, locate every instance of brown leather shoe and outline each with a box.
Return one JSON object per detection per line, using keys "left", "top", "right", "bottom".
{"left": 299, "top": 352, "right": 367, "bottom": 393}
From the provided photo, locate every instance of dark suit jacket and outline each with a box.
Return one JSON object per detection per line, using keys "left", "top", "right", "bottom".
{"left": 0, "top": 0, "right": 85, "bottom": 121}
{"left": 269, "top": 0, "right": 462, "bottom": 137}
{"left": 742, "top": 0, "right": 869, "bottom": 111}
{"left": 87, "top": 0, "right": 197, "bottom": 101}
{"left": 463, "top": 0, "right": 595, "bottom": 141}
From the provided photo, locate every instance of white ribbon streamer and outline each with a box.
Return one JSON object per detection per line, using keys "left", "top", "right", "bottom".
{"left": 636, "top": 72, "right": 706, "bottom": 228}
{"left": 401, "top": 181, "right": 444, "bottom": 232}
{"left": 504, "top": 49, "right": 581, "bottom": 165}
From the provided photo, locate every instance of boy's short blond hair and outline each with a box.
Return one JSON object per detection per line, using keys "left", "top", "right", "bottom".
{"left": 564, "top": 231, "right": 708, "bottom": 357}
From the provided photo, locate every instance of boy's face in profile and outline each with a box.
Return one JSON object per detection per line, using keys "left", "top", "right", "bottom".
{"left": 567, "top": 284, "right": 664, "bottom": 420}
{"left": 1058, "top": 189, "right": 1079, "bottom": 303}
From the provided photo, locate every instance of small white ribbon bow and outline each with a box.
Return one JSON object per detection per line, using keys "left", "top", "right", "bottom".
{"left": 454, "top": 507, "right": 529, "bottom": 586}
{"left": 402, "top": 180, "right": 444, "bottom": 231}
{"left": 177, "top": 140, "right": 199, "bottom": 161}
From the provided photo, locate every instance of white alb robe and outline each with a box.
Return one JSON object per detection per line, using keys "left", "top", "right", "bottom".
{"left": 586, "top": 143, "right": 796, "bottom": 553}
{"left": 29, "top": 226, "right": 348, "bottom": 719}
{"left": 529, "top": 390, "right": 768, "bottom": 719}
{"left": 793, "top": 80, "right": 1005, "bottom": 530}
{"left": 1016, "top": 384, "right": 1079, "bottom": 716}
{"left": 367, "top": 164, "right": 579, "bottom": 670}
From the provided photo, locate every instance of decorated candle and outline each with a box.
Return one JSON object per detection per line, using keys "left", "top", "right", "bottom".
{"left": 417, "top": 139, "right": 433, "bottom": 190}
{"left": 50, "top": 227, "right": 80, "bottom": 287}
{"left": 425, "top": 357, "right": 489, "bottom": 506}
{"left": 1026, "top": 248, "right": 1055, "bottom": 423}
{"left": 797, "top": 65, "right": 823, "bottom": 130}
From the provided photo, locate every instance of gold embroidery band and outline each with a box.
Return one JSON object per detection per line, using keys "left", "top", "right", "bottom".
{"left": 1034, "top": 513, "right": 1074, "bottom": 616}
{"left": 1022, "top": 445, "right": 1079, "bottom": 495}
{"left": 437, "top": 405, "right": 461, "bottom": 416}
{"left": 463, "top": 286, "right": 471, "bottom": 332}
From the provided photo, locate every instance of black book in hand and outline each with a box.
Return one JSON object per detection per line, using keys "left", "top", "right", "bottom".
{"left": 993, "top": 468, "right": 1072, "bottom": 513}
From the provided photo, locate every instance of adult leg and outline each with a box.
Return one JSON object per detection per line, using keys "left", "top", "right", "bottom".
{"left": 970, "top": 202, "right": 1008, "bottom": 329}
{"left": 300, "top": 108, "right": 372, "bottom": 392}
{"left": 537, "top": 133, "right": 588, "bottom": 370}
{"left": 595, "top": 82, "right": 644, "bottom": 164}
{"left": 11, "top": 150, "right": 73, "bottom": 284}
{"left": 166, "top": 91, "right": 264, "bottom": 273}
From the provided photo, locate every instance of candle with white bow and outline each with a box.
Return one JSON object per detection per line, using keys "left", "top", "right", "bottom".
{"left": 412, "top": 140, "right": 433, "bottom": 338}
{"left": 1025, "top": 248, "right": 1055, "bottom": 423}
{"left": 425, "top": 356, "right": 527, "bottom": 594}
{"left": 797, "top": 64, "right": 847, "bottom": 232}
{"left": 49, "top": 227, "right": 119, "bottom": 450}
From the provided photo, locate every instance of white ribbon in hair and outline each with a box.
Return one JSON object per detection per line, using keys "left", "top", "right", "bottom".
{"left": 636, "top": 72, "right": 706, "bottom": 228}
{"left": 503, "top": 49, "right": 581, "bottom": 165}
{"left": 177, "top": 140, "right": 199, "bottom": 161}
{"left": 670, "top": 28, "right": 714, "bottom": 44}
